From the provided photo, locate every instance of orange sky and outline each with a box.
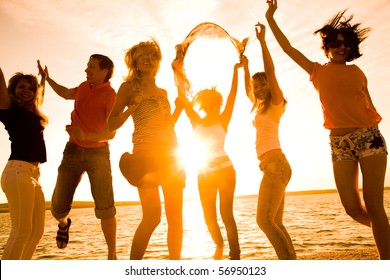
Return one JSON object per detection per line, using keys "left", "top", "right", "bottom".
{"left": 1, "top": 0, "right": 390, "bottom": 203}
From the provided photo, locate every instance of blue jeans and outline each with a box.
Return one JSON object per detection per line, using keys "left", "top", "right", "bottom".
{"left": 257, "top": 149, "right": 296, "bottom": 259}
{"left": 1, "top": 160, "right": 45, "bottom": 259}
{"left": 51, "top": 142, "right": 116, "bottom": 220}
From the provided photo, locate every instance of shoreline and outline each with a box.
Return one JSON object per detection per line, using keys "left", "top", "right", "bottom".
{"left": 1, "top": 188, "right": 389, "bottom": 213}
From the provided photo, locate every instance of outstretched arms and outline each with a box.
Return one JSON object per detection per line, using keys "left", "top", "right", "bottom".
{"left": 265, "top": 0, "right": 314, "bottom": 75}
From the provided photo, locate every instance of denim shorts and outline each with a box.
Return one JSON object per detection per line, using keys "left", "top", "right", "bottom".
{"left": 330, "top": 127, "right": 388, "bottom": 162}
{"left": 51, "top": 142, "right": 116, "bottom": 220}
{"left": 119, "top": 152, "right": 186, "bottom": 188}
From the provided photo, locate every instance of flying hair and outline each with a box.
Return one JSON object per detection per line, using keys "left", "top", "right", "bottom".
{"left": 313, "top": 10, "right": 370, "bottom": 62}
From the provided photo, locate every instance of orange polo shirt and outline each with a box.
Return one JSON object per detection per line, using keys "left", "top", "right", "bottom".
{"left": 70, "top": 81, "right": 116, "bottom": 148}
{"left": 310, "top": 62, "right": 382, "bottom": 129}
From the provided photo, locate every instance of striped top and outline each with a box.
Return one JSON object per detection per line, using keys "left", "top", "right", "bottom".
{"left": 132, "top": 94, "right": 178, "bottom": 154}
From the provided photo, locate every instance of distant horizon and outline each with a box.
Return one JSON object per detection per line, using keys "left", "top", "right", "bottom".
{"left": 1, "top": 0, "right": 390, "bottom": 204}
{"left": 1, "top": 187, "right": 389, "bottom": 212}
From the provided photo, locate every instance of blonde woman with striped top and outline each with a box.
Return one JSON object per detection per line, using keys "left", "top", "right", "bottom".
{"left": 108, "top": 39, "right": 185, "bottom": 260}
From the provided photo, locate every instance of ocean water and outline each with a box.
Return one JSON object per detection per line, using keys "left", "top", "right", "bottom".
{"left": 0, "top": 190, "right": 389, "bottom": 260}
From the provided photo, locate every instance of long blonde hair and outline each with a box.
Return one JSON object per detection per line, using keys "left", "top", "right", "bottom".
{"left": 124, "top": 38, "right": 162, "bottom": 81}
{"left": 123, "top": 38, "right": 162, "bottom": 97}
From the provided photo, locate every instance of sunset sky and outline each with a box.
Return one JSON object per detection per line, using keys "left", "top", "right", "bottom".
{"left": 1, "top": 0, "right": 389, "bottom": 204}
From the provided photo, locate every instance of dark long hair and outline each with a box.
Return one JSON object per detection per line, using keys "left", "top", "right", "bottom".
{"left": 314, "top": 10, "right": 370, "bottom": 62}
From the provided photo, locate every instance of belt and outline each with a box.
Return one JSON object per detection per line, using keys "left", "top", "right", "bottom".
{"left": 201, "top": 160, "right": 233, "bottom": 173}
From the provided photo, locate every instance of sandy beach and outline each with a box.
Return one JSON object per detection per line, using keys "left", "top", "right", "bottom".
{"left": 297, "top": 248, "right": 379, "bottom": 260}
{"left": 2, "top": 191, "right": 388, "bottom": 261}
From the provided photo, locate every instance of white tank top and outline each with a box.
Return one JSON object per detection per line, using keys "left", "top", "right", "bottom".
{"left": 193, "top": 122, "right": 228, "bottom": 160}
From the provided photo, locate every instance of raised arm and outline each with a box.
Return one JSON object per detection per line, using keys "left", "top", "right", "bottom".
{"left": 177, "top": 94, "right": 200, "bottom": 128}
{"left": 37, "top": 60, "right": 47, "bottom": 106}
{"left": 107, "top": 82, "right": 139, "bottom": 132}
{"left": 171, "top": 96, "right": 184, "bottom": 125}
{"left": 0, "top": 67, "right": 11, "bottom": 109}
{"left": 220, "top": 60, "right": 243, "bottom": 130}
{"left": 38, "top": 61, "right": 75, "bottom": 100}
{"left": 242, "top": 55, "right": 254, "bottom": 103}
{"left": 171, "top": 57, "right": 200, "bottom": 127}
{"left": 256, "top": 22, "right": 284, "bottom": 105}
{"left": 265, "top": 0, "right": 314, "bottom": 75}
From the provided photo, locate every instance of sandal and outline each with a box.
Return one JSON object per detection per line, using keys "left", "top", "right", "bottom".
{"left": 56, "top": 218, "right": 71, "bottom": 249}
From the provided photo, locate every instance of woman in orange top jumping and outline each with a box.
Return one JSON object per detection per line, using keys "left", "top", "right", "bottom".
{"left": 265, "top": 0, "right": 389, "bottom": 259}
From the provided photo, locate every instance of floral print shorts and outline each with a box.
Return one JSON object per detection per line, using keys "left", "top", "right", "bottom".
{"left": 330, "top": 127, "right": 387, "bottom": 162}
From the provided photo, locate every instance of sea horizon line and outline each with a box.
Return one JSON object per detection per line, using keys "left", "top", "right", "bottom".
{"left": 1, "top": 187, "right": 389, "bottom": 213}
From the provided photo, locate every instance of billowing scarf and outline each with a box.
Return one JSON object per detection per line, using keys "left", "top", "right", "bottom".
{"left": 173, "top": 22, "right": 249, "bottom": 98}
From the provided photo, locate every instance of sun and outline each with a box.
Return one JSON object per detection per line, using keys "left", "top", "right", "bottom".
{"left": 176, "top": 120, "right": 211, "bottom": 176}
{"left": 182, "top": 38, "right": 239, "bottom": 96}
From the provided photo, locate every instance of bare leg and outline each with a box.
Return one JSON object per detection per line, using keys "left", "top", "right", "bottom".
{"left": 333, "top": 160, "right": 371, "bottom": 226}
{"left": 360, "top": 154, "right": 390, "bottom": 259}
{"left": 130, "top": 187, "right": 161, "bottom": 260}
{"left": 101, "top": 216, "right": 117, "bottom": 260}
{"left": 162, "top": 185, "right": 183, "bottom": 260}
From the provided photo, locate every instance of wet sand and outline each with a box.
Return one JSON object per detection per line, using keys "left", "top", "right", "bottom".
{"left": 297, "top": 248, "right": 379, "bottom": 260}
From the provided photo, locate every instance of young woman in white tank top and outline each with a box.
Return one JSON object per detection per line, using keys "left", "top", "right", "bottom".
{"left": 173, "top": 56, "right": 244, "bottom": 260}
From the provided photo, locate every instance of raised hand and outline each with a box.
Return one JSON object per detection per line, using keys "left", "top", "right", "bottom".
{"left": 265, "top": 0, "right": 278, "bottom": 19}
{"left": 255, "top": 22, "right": 266, "bottom": 41}
{"left": 37, "top": 60, "right": 48, "bottom": 80}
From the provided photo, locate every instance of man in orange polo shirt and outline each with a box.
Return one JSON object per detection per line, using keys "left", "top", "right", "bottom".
{"left": 41, "top": 54, "right": 117, "bottom": 260}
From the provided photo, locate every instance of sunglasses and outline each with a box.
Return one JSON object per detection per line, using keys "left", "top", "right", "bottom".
{"left": 327, "top": 39, "right": 353, "bottom": 48}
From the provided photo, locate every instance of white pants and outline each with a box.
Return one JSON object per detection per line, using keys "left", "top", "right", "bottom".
{"left": 1, "top": 160, "right": 45, "bottom": 260}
